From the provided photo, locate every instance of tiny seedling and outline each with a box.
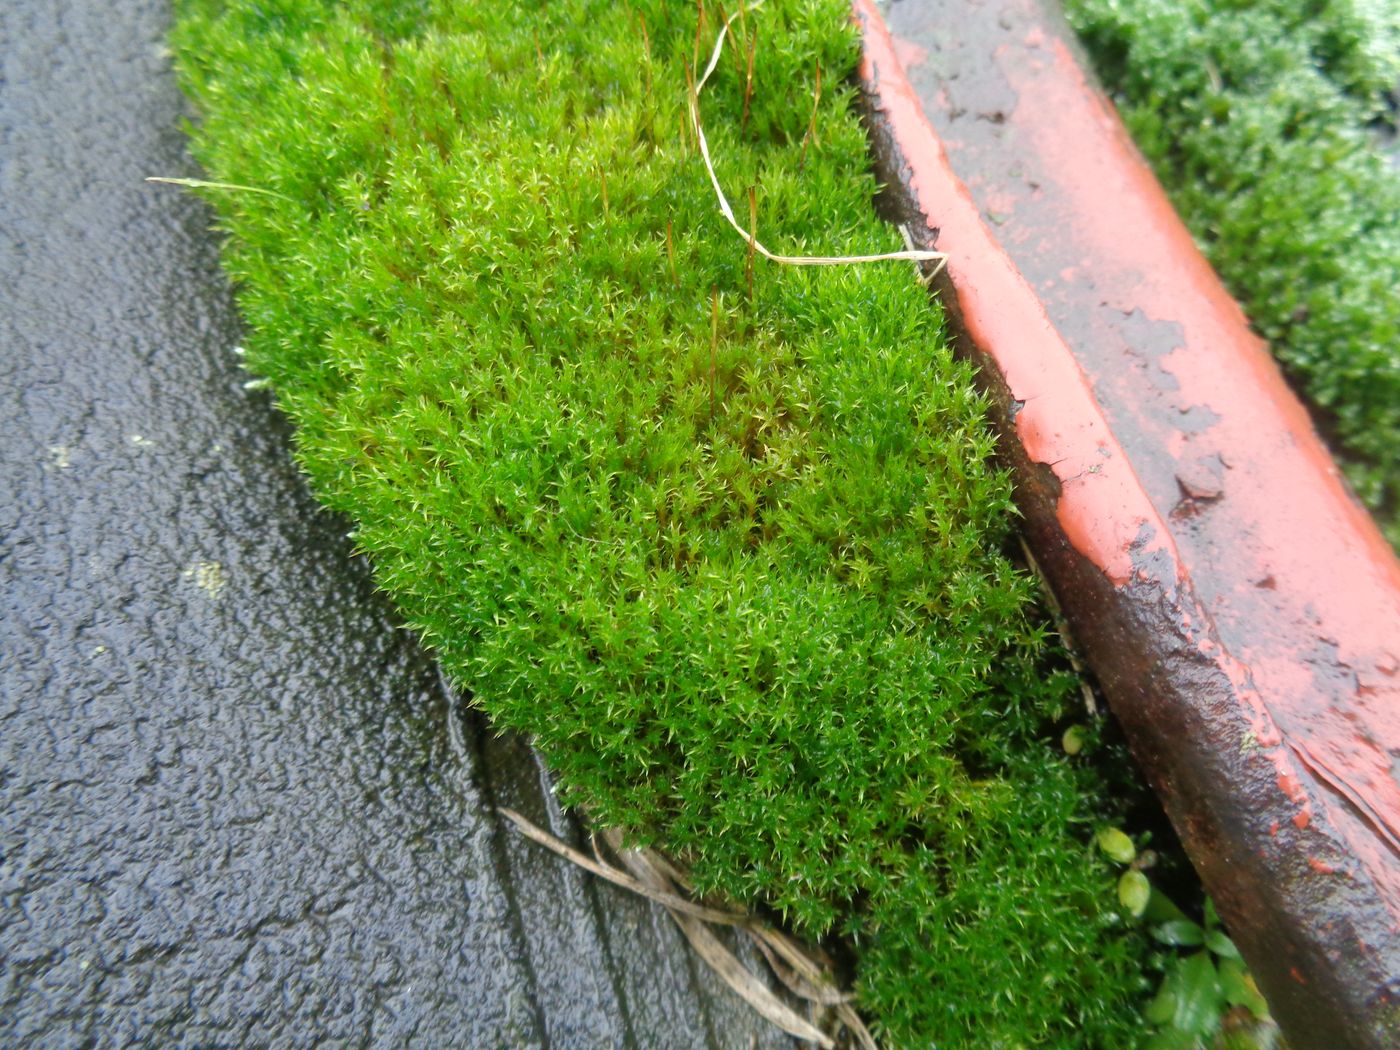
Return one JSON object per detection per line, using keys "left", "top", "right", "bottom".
{"left": 1097, "top": 827, "right": 1282, "bottom": 1048}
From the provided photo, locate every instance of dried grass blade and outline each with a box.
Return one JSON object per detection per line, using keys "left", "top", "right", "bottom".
{"left": 602, "top": 830, "right": 836, "bottom": 1048}
{"left": 498, "top": 807, "right": 748, "bottom": 925}
{"left": 749, "top": 926, "right": 849, "bottom": 1004}
{"left": 671, "top": 908, "right": 835, "bottom": 1047}
{"left": 751, "top": 933, "right": 851, "bottom": 1006}
{"left": 145, "top": 176, "right": 292, "bottom": 201}
{"left": 837, "top": 1001, "right": 880, "bottom": 1050}
{"left": 1017, "top": 534, "right": 1097, "bottom": 715}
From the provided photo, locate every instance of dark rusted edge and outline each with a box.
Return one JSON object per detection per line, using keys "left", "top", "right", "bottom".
{"left": 852, "top": 2, "right": 1400, "bottom": 1047}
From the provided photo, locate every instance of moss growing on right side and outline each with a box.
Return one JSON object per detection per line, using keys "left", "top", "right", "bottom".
{"left": 1067, "top": 0, "right": 1400, "bottom": 546}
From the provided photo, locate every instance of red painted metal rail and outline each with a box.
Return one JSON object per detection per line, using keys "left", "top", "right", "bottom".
{"left": 854, "top": 1, "right": 1400, "bottom": 1045}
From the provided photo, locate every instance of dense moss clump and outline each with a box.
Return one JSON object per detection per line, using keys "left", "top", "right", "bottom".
{"left": 1066, "top": 0, "right": 1400, "bottom": 546}
{"left": 171, "top": 0, "right": 1150, "bottom": 1042}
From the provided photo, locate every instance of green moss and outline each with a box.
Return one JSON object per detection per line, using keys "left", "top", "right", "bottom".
{"left": 1066, "top": 0, "right": 1400, "bottom": 546}
{"left": 170, "top": 0, "right": 1151, "bottom": 1042}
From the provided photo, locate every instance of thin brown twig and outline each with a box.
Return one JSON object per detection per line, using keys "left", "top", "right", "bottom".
{"left": 710, "top": 286, "right": 720, "bottom": 422}
{"left": 639, "top": 13, "right": 653, "bottom": 100}
{"left": 715, "top": 0, "right": 742, "bottom": 81}
{"left": 692, "top": 0, "right": 707, "bottom": 76}
{"left": 683, "top": 64, "right": 698, "bottom": 155}
{"left": 740, "top": 27, "right": 757, "bottom": 134}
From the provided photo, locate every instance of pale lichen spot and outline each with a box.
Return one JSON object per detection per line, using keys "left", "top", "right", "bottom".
{"left": 182, "top": 560, "right": 228, "bottom": 600}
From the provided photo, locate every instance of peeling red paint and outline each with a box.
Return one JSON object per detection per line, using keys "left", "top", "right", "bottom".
{"left": 856, "top": 0, "right": 1303, "bottom": 799}
{"left": 1278, "top": 774, "right": 1305, "bottom": 805}
{"left": 855, "top": 0, "right": 1400, "bottom": 1045}
{"left": 982, "top": 23, "right": 1400, "bottom": 897}
{"left": 891, "top": 36, "right": 927, "bottom": 72}
{"left": 853, "top": 0, "right": 1168, "bottom": 589}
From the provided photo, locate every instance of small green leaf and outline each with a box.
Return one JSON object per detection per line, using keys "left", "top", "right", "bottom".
{"left": 1203, "top": 896, "right": 1220, "bottom": 930}
{"left": 1218, "top": 957, "right": 1250, "bottom": 1004}
{"left": 1171, "top": 951, "right": 1224, "bottom": 1035}
{"left": 1145, "top": 983, "right": 1177, "bottom": 1026}
{"left": 1219, "top": 958, "right": 1272, "bottom": 1021}
{"left": 1143, "top": 886, "right": 1191, "bottom": 924}
{"left": 1119, "top": 870, "right": 1151, "bottom": 917}
{"left": 1153, "top": 919, "right": 1206, "bottom": 947}
{"left": 1205, "top": 929, "right": 1242, "bottom": 959}
{"left": 1062, "top": 724, "right": 1087, "bottom": 755}
{"left": 1096, "top": 827, "right": 1137, "bottom": 864}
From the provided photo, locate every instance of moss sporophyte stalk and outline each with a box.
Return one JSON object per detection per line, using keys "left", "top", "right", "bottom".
{"left": 169, "top": 0, "right": 1166, "bottom": 1042}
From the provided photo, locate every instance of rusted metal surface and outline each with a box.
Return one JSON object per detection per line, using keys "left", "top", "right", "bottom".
{"left": 855, "top": 0, "right": 1400, "bottom": 1045}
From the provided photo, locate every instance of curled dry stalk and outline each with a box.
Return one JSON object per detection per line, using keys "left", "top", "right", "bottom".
{"left": 690, "top": 1, "right": 945, "bottom": 275}
{"left": 499, "top": 807, "right": 877, "bottom": 1049}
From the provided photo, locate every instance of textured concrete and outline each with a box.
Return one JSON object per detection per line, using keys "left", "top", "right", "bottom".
{"left": 0, "top": 2, "right": 792, "bottom": 1046}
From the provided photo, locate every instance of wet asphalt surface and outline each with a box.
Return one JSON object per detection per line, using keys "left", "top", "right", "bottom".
{"left": 0, "top": 3, "right": 793, "bottom": 1046}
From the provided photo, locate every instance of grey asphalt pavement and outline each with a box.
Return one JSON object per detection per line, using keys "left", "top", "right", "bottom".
{"left": 0, "top": 3, "right": 791, "bottom": 1046}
